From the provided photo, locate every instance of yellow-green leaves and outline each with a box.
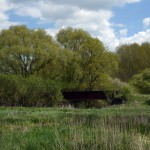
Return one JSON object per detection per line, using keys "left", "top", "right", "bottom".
{"left": 0, "top": 26, "right": 54, "bottom": 77}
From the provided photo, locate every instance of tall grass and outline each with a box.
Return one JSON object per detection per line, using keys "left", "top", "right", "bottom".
{"left": 0, "top": 107, "right": 150, "bottom": 150}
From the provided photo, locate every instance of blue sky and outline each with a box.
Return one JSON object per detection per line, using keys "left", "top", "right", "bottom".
{"left": 0, "top": 0, "right": 150, "bottom": 50}
{"left": 112, "top": 0, "right": 150, "bottom": 36}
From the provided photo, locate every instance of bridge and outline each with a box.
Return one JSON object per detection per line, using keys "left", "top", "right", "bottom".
{"left": 62, "top": 91, "right": 124, "bottom": 107}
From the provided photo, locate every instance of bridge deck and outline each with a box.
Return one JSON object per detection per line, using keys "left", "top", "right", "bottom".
{"left": 62, "top": 91, "right": 112, "bottom": 100}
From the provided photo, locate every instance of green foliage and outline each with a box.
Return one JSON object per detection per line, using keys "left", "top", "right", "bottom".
{"left": 131, "top": 94, "right": 150, "bottom": 106}
{"left": 56, "top": 27, "right": 91, "bottom": 51}
{"left": 116, "top": 42, "right": 150, "bottom": 81}
{"left": 130, "top": 68, "right": 150, "bottom": 94}
{"left": 78, "top": 37, "right": 118, "bottom": 90}
{"left": 110, "top": 78, "right": 134, "bottom": 102}
{"left": 57, "top": 27, "right": 118, "bottom": 91}
{"left": 0, "top": 25, "right": 57, "bottom": 77}
{"left": 0, "top": 75, "right": 25, "bottom": 106}
{"left": 0, "top": 74, "right": 62, "bottom": 106}
{"left": 0, "top": 25, "right": 120, "bottom": 107}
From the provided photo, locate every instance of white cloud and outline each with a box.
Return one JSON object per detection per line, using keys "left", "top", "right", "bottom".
{"left": 0, "top": 0, "right": 19, "bottom": 30}
{"left": 16, "top": 6, "right": 42, "bottom": 18}
{"left": 119, "top": 29, "right": 128, "bottom": 37}
{"left": 45, "top": 28, "right": 59, "bottom": 37}
{"left": 111, "top": 23, "right": 125, "bottom": 27}
{"left": 0, "top": 0, "right": 14, "bottom": 11}
{"left": 119, "top": 29, "right": 150, "bottom": 45}
{"left": 0, "top": 12, "right": 8, "bottom": 21}
{"left": 143, "top": 17, "right": 150, "bottom": 28}
{"left": 9, "top": 0, "right": 141, "bottom": 10}
{"left": 43, "top": 0, "right": 141, "bottom": 10}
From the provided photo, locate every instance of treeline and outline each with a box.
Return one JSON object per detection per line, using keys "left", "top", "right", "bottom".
{"left": 116, "top": 43, "right": 150, "bottom": 95}
{"left": 0, "top": 25, "right": 149, "bottom": 107}
{"left": 117, "top": 43, "right": 150, "bottom": 81}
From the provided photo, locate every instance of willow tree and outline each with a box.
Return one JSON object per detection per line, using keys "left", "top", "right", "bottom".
{"left": 56, "top": 27, "right": 91, "bottom": 51}
{"left": 0, "top": 25, "right": 58, "bottom": 77}
{"left": 56, "top": 27, "right": 118, "bottom": 90}
{"left": 78, "top": 37, "right": 118, "bottom": 90}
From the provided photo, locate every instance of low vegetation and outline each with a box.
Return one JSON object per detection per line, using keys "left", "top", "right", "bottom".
{"left": 0, "top": 105, "right": 150, "bottom": 150}
{"left": 0, "top": 74, "right": 62, "bottom": 107}
{"left": 130, "top": 68, "right": 150, "bottom": 94}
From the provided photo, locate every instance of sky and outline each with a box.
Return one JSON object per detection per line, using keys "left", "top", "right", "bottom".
{"left": 0, "top": 0, "right": 150, "bottom": 51}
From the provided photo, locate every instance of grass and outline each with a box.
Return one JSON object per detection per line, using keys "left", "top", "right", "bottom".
{"left": 131, "top": 94, "right": 150, "bottom": 106}
{"left": 0, "top": 96, "right": 150, "bottom": 150}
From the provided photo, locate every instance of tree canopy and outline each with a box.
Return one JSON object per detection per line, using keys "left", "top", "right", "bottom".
{"left": 0, "top": 25, "right": 57, "bottom": 77}
{"left": 116, "top": 43, "right": 150, "bottom": 81}
{"left": 2, "top": 25, "right": 150, "bottom": 106}
{"left": 56, "top": 27, "right": 118, "bottom": 90}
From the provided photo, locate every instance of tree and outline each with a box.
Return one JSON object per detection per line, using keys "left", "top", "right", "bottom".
{"left": 39, "top": 48, "right": 81, "bottom": 87}
{"left": 57, "top": 27, "right": 118, "bottom": 90}
{"left": 0, "top": 25, "right": 58, "bottom": 77}
{"left": 78, "top": 37, "right": 118, "bottom": 90}
{"left": 116, "top": 42, "right": 150, "bottom": 81}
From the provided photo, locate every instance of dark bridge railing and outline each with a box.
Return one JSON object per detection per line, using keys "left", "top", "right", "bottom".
{"left": 62, "top": 91, "right": 123, "bottom": 106}
{"left": 62, "top": 91, "right": 108, "bottom": 100}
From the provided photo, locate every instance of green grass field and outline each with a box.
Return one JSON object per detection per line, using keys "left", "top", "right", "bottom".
{"left": 0, "top": 95, "right": 150, "bottom": 150}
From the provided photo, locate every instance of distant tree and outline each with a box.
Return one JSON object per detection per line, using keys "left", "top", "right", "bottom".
{"left": 116, "top": 42, "right": 150, "bottom": 81}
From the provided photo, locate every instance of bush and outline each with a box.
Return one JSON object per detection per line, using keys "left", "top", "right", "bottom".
{"left": 0, "top": 75, "right": 24, "bottom": 106}
{"left": 130, "top": 68, "right": 150, "bottom": 94}
{"left": 0, "top": 74, "right": 63, "bottom": 106}
{"left": 110, "top": 78, "right": 134, "bottom": 103}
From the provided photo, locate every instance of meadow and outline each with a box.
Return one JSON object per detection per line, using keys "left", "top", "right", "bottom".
{"left": 0, "top": 97, "right": 150, "bottom": 150}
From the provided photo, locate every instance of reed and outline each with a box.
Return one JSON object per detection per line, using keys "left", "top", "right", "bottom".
{"left": 0, "top": 106, "right": 150, "bottom": 150}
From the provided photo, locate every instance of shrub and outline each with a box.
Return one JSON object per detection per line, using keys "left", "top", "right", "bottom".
{"left": 111, "top": 78, "right": 134, "bottom": 103}
{"left": 130, "top": 68, "right": 150, "bottom": 94}
{"left": 0, "top": 74, "right": 62, "bottom": 106}
{"left": 0, "top": 75, "right": 25, "bottom": 106}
